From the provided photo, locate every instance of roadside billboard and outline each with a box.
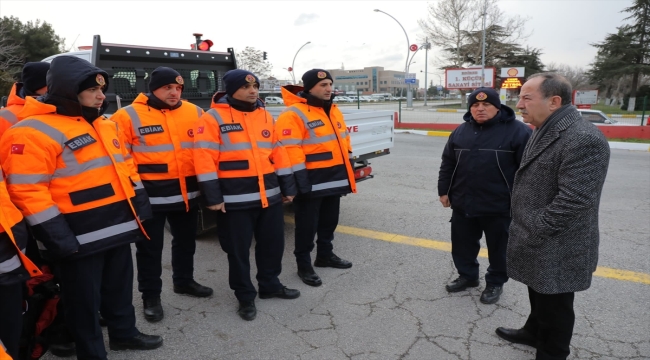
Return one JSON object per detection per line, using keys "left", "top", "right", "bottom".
{"left": 445, "top": 67, "right": 496, "bottom": 89}
{"left": 573, "top": 90, "right": 598, "bottom": 109}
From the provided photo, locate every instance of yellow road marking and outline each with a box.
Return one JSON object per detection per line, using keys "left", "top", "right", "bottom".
{"left": 285, "top": 216, "right": 650, "bottom": 286}
{"left": 426, "top": 131, "right": 451, "bottom": 137}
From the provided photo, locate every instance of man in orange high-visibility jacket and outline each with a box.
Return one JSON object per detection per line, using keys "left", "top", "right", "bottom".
{"left": 0, "top": 165, "right": 42, "bottom": 360}
{"left": 0, "top": 55, "right": 162, "bottom": 360}
{"left": 275, "top": 69, "right": 357, "bottom": 287}
{"left": 0, "top": 62, "right": 50, "bottom": 135}
{"left": 110, "top": 66, "right": 213, "bottom": 323}
{"left": 194, "top": 69, "right": 299, "bottom": 321}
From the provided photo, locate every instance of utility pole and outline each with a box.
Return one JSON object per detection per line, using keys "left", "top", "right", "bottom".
{"left": 424, "top": 38, "right": 429, "bottom": 106}
{"left": 481, "top": 0, "right": 487, "bottom": 87}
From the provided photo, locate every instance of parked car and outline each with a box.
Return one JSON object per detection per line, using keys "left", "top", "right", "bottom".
{"left": 578, "top": 109, "right": 635, "bottom": 125}
{"left": 337, "top": 96, "right": 354, "bottom": 103}
{"left": 265, "top": 96, "right": 284, "bottom": 105}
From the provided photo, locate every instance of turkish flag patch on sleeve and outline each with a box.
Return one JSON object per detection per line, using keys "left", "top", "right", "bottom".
{"left": 282, "top": 129, "right": 291, "bottom": 136}
{"left": 11, "top": 144, "right": 25, "bottom": 154}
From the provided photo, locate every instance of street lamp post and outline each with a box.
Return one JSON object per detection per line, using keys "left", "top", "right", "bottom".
{"left": 291, "top": 41, "right": 311, "bottom": 85}
{"left": 374, "top": 9, "right": 412, "bottom": 107}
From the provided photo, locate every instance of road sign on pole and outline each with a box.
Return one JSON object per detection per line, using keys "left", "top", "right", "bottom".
{"left": 409, "top": 44, "right": 418, "bottom": 52}
{"left": 405, "top": 79, "right": 416, "bottom": 84}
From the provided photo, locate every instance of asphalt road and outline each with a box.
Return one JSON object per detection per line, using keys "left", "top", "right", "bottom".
{"left": 42, "top": 133, "right": 650, "bottom": 360}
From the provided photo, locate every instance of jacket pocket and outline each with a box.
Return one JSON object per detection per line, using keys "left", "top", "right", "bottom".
{"left": 69, "top": 183, "right": 115, "bottom": 205}
{"left": 306, "top": 151, "right": 333, "bottom": 162}
{"left": 219, "top": 160, "right": 250, "bottom": 171}
{"left": 138, "top": 164, "right": 169, "bottom": 173}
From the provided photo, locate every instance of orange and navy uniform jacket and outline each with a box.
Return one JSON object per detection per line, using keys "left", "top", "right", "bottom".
{"left": 0, "top": 338, "right": 11, "bottom": 360}
{"left": 193, "top": 93, "right": 297, "bottom": 210}
{"left": 0, "top": 98, "right": 152, "bottom": 261}
{"left": 0, "top": 83, "right": 27, "bottom": 136}
{"left": 275, "top": 85, "right": 357, "bottom": 197}
{"left": 110, "top": 93, "right": 203, "bottom": 212}
{"left": 0, "top": 165, "right": 42, "bottom": 286}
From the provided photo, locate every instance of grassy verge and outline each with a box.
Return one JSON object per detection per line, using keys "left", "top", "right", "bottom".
{"left": 607, "top": 138, "right": 650, "bottom": 143}
{"left": 591, "top": 104, "right": 645, "bottom": 115}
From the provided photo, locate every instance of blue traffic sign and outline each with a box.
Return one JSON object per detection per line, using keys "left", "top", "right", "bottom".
{"left": 405, "top": 78, "right": 416, "bottom": 84}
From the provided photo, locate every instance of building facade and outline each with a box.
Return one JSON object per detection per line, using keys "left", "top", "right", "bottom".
{"left": 328, "top": 67, "right": 419, "bottom": 95}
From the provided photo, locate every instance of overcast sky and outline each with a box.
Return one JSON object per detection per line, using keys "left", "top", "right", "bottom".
{"left": 1, "top": 0, "right": 632, "bottom": 86}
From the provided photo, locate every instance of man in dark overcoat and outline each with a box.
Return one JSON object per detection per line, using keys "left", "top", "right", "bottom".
{"left": 496, "top": 73, "right": 610, "bottom": 360}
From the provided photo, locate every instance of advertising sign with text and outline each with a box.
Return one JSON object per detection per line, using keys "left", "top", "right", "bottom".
{"left": 445, "top": 67, "right": 495, "bottom": 89}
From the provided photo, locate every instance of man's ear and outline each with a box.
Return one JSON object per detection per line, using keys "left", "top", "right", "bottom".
{"left": 549, "top": 95, "right": 563, "bottom": 111}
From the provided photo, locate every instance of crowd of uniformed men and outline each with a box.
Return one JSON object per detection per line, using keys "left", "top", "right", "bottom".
{"left": 0, "top": 55, "right": 610, "bottom": 360}
{"left": 0, "top": 56, "right": 356, "bottom": 360}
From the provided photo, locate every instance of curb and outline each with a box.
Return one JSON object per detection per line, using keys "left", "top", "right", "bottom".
{"left": 395, "top": 130, "right": 650, "bottom": 151}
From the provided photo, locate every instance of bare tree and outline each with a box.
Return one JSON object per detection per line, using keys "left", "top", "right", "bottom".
{"left": 546, "top": 62, "right": 592, "bottom": 90}
{"left": 235, "top": 47, "right": 272, "bottom": 78}
{"left": 419, "top": 0, "right": 530, "bottom": 68}
{"left": 418, "top": 0, "right": 530, "bottom": 107}
{"left": 0, "top": 22, "right": 24, "bottom": 85}
{"left": 418, "top": 0, "right": 474, "bottom": 68}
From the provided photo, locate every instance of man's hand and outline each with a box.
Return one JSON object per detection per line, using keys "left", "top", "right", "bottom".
{"left": 207, "top": 203, "right": 226, "bottom": 213}
{"left": 282, "top": 196, "right": 295, "bottom": 204}
{"left": 439, "top": 195, "right": 451, "bottom": 208}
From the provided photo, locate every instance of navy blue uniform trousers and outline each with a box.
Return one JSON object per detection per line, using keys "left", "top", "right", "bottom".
{"left": 216, "top": 202, "right": 284, "bottom": 302}
{"left": 450, "top": 210, "right": 510, "bottom": 286}
{"left": 293, "top": 195, "right": 340, "bottom": 269}
{"left": 58, "top": 244, "right": 139, "bottom": 360}
{"left": 136, "top": 208, "right": 198, "bottom": 300}
{"left": 0, "top": 282, "right": 23, "bottom": 360}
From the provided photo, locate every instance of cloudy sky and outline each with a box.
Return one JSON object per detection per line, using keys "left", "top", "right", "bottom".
{"left": 1, "top": 0, "right": 632, "bottom": 86}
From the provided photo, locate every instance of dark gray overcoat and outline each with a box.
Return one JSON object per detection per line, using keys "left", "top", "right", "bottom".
{"left": 507, "top": 108, "right": 610, "bottom": 294}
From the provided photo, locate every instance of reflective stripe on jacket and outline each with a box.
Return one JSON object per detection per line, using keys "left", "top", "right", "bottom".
{"left": 193, "top": 96, "right": 296, "bottom": 210}
{"left": 275, "top": 86, "right": 356, "bottom": 197}
{"left": 0, "top": 97, "right": 150, "bottom": 261}
{"left": 0, "top": 166, "right": 42, "bottom": 284}
{"left": 110, "top": 94, "right": 203, "bottom": 212}
{"left": 0, "top": 83, "right": 25, "bottom": 136}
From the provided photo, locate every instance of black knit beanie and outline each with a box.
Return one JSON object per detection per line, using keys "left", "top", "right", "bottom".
{"left": 149, "top": 67, "right": 184, "bottom": 92}
{"left": 301, "top": 69, "right": 333, "bottom": 92}
{"left": 77, "top": 73, "right": 108, "bottom": 94}
{"left": 222, "top": 69, "right": 260, "bottom": 98}
{"left": 467, "top": 87, "right": 500, "bottom": 109}
{"left": 21, "top": 62, "right": 50, "bottom": 93}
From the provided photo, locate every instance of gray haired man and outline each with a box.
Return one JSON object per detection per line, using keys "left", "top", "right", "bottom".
{"left": 496, "top": 73, "right": 610, "bottom": 360}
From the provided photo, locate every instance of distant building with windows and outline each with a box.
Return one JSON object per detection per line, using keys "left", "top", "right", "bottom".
{"left": 328, "top": 66, "right": 419, "bottom": 95}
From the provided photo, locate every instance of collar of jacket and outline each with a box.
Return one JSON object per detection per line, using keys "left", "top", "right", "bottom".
{"left": 225, "top": 95, "right": 259, "bottom": 112}
{"left": 7, "top": 83, "right": 26, "bottom": 107}
{"left": 42, "top": 94, "right": 108, "bottom": 124}
{"left": 146, "top": 93, "right": 182, "bottom": 111}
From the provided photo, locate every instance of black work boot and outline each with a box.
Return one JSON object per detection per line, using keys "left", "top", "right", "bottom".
{"left": 237, "top": 301, "right": 257, "bottom": 321}
{"left": 143, "top": 298, "right": 164, "bottom": 322}
{"left": 109, "top": 333, "right": 163, "bottom": 351}
{"left": 445, "top": 276, "right": 480, "bottom": 292}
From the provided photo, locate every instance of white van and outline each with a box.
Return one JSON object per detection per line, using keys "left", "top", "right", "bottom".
{"left": 265, "top": 96, "right": 284, "bottom": 105}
